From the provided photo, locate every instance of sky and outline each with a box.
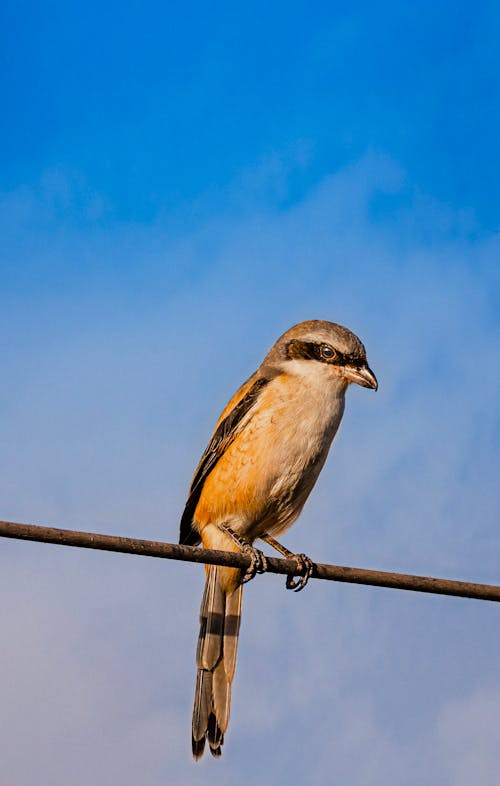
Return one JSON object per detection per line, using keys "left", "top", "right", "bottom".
{"left": 0, "top": 1, "right": 499, "bottom": 784}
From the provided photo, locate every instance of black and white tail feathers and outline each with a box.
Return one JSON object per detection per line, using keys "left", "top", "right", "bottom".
{"left": 192, "top": 566, "right": 242, "bottom": 759}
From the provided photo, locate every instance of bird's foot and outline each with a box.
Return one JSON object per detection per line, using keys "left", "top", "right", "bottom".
{"left": 219, "top": 524, "right": 268, "bottom": 584}
{"left": 285, "top": 553, "right": 315, "bottom": 592}
{"left": 240, "top": 543, "right": 268, "bottom": 584}
{"left": 259, "top": 534, "right": 315, "bottom": 592}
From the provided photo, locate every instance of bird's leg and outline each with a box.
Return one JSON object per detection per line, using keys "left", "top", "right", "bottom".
{"left": 260, "top": 534, "right": 315, "bottom": 592}
{"left": 218, "top": 524, "right": 268, "bottom": 584}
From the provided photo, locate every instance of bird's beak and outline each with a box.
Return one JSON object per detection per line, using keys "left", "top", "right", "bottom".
{"left": 344, "top": 364, "right": 378, "bottom": 390}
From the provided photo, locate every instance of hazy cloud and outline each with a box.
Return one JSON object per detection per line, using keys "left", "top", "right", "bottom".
{"left": 1, "top": 154, "right": 499, "bottom": 784}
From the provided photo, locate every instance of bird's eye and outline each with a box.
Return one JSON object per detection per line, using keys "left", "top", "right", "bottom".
{"left": 320, "top": 344, "right": 336, "bottom": 360}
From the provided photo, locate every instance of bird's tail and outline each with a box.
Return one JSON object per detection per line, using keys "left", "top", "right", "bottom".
{"left": 192, "top": 565, "right": 243, "bottom": 760}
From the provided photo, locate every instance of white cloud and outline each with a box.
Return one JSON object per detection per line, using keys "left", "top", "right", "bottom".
{"left": 0, "top": 153, "right": 498, "bottom": 784}
{"left": 438, "top": 689, "right": 500, "bottom": 786}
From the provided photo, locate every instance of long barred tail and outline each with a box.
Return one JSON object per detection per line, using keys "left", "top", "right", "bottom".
{"left": 192, "top": 565, "right": 243, "bottom": 759}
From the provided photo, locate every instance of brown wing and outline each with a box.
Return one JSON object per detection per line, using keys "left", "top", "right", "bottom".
{"left": 179, "top": 374, "right": 270, "bottom": 546}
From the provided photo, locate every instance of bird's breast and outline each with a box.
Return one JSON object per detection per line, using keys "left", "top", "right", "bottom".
{"left": 195, "top": 371, "right": 346, "bottom": 538}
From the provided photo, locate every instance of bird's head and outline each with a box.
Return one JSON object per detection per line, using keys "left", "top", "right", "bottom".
{"left": 263, "top": 319, "right": 378, "bottom": 391}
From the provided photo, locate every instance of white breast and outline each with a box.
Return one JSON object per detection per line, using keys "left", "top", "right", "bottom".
{"left": 237, "top": 360, "right": 346, "bottom": 539}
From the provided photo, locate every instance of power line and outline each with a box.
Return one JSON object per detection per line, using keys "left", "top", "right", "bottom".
{"left": 1, "top": 519, "right": 499, "bottom": 603}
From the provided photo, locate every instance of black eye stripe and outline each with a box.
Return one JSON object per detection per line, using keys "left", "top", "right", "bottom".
{"left": 286, "top": 339, "right": 362, "bottom": 367}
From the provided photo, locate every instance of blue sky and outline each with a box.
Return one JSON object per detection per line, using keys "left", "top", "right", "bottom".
{"left": 1, "top": 2, "right": 499, "bottom": 785}
{"left": 2, "top": 1, "right": 499, "bottom": 225}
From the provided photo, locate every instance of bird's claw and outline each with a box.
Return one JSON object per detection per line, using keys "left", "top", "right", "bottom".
{"left": 218, "top": 524, "right": 268, "bottom": 585}
{"left": 286, "top": 553, "right": 315, "bottom": 592}
{"left": 241, "top": 545, "right": 268, "bottom": 584}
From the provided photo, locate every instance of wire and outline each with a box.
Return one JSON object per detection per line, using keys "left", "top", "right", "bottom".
{"left": 1, "top": 519, "right": 499, "bottom": 602}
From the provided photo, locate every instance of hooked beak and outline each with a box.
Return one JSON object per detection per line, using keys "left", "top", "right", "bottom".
{"left": 344, "top": 364, "right": 378, "bottom": 390}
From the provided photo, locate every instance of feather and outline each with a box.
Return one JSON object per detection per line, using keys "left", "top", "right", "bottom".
{"left": 179, "top": 375, "right": 271, "bottom": 545}
{"left": 192, "top": 669, "right": 212, "bottom": 753}
{"left": 191, "top": 567, "right": 243, "bottom": 758}
{"left": 223, "top": 584, "right": 242, "bottom": 683}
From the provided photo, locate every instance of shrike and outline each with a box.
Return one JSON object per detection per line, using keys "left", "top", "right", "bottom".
{"left": 179, "top": 320, "right": 377, "bottom": 759}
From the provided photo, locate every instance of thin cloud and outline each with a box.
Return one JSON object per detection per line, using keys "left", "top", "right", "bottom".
{"left": 0, "top": 154, "right": 498, "bottom": 784}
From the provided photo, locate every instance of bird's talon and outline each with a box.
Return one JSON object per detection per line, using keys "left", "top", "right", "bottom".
{"left": 241, "top": 545, "right": 268, "bottom": 584}
{"left": 286, "top": 553, "right": 314, "bottom": 592}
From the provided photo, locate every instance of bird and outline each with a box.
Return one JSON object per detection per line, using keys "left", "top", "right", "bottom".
{"left": 179, "top": 319, "right": 377, "bottom": 760}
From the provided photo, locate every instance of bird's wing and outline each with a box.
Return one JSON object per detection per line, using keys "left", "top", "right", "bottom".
{"left": 179, "top": 373, "right": 270, "bottom": 545}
